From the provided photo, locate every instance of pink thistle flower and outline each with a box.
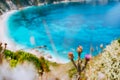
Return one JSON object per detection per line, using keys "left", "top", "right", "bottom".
{"left": 85, "top": 54, "right": 92, "bottom": 61}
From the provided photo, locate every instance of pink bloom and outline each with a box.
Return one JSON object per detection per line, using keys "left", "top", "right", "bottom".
{"left": 85, "top": 54, "right": 92, "bottom": 61}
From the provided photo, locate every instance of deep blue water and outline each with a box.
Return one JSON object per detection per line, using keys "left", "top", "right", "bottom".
{"left": 7, "top": 2, "right": 120, "bottom": 60}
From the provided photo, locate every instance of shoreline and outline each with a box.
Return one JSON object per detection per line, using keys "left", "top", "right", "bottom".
{"left": 0, "top": 10, "right": 17, "bottom": 51}
{"left": 1, "top": 1, "right": 119, "bottom": 63}
{"left": 0, "top": 1, "right": 81, "bottom": 63}
{"left": 0, "top": 9, "right": 69, "bottom": 64}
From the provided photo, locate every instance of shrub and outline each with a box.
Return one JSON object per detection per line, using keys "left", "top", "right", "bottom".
{"left": 3, "top": 49, "right": 50, "bottom": 74}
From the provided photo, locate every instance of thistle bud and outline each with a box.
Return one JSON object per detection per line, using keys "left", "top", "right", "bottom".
{"left": 68, "top": 52, "right": 74, "bottom": 60}
{"left": 77, "top": 46, "right": 83, "bottom": 57}
{"left": 85, "top": 54, "right": 92, "bottom": 61}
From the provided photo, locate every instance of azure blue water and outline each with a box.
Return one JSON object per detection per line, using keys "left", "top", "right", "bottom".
{"left": 7, "top": 2, "right": 120, "bottom": 61}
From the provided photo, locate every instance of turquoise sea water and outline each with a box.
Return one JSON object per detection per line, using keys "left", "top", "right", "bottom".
{"left": 7, "top": 2, "right": 120, "bottom": 60}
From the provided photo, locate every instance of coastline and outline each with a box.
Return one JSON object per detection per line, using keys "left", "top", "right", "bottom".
{"left": 0, "top": 0, "right": 79, "bottom": 63}
{"left": 0, "top": 10, "right": 28, "bottom": 51}
{"left": 0, "top": 10, "right": 17, "bottom": 51}
{"left": 0, "top": 1, "right": 120, "bottom": 80}
{"left": 1, "top": 1, "right": 119, "bottom": 64}
{"left": 0, "top": 9, "right": 69, "bottom": 63}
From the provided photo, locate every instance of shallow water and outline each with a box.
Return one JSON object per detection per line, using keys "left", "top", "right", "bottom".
{"left": 7, "top": 2, "right": 120, "bottom": 60}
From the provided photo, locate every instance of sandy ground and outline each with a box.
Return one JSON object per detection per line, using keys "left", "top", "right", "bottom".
{"left": 0, "top": 10, "right": 18, "bottom": 51}
{"left": 0, "top": 10, "right": 27, "bottom": 51}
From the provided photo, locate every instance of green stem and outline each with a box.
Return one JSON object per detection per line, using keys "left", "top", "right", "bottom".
{"left": 77, "top": 56, "right": 81, "bottom": 74}
{"left": 71, "top": 59, "right": 77, "bottom": 70}
{"left": 81, "top": 60, "right": 88, "bottom": 72}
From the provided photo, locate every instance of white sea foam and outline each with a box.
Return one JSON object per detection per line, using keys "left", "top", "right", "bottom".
{"left": 0, "top": 10, "right": 18, "bottom": 51}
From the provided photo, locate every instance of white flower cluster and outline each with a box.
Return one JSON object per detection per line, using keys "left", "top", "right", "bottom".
{"left": 85, "top": 40, "right": 120, "bottom": 80}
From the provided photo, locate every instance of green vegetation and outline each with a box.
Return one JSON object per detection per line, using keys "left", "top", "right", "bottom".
{"left": 118, "top": 38, "right": 120, "bottom": 43}
{"left": 3, "top": 49, "right": 50, "bottom": 74}
{"left": 47, "top": 61, "right": 59, "bottom": 66}
{"left": 68, "top": 67, "right": 77, "bottom": 78}
{"left": 0, "top": 40, "right": 120, "bottom": 80}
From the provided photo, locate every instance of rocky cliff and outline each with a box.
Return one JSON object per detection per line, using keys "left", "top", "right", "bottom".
{"left": 0, "top": 0, "right": 120, "bottom": 14}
